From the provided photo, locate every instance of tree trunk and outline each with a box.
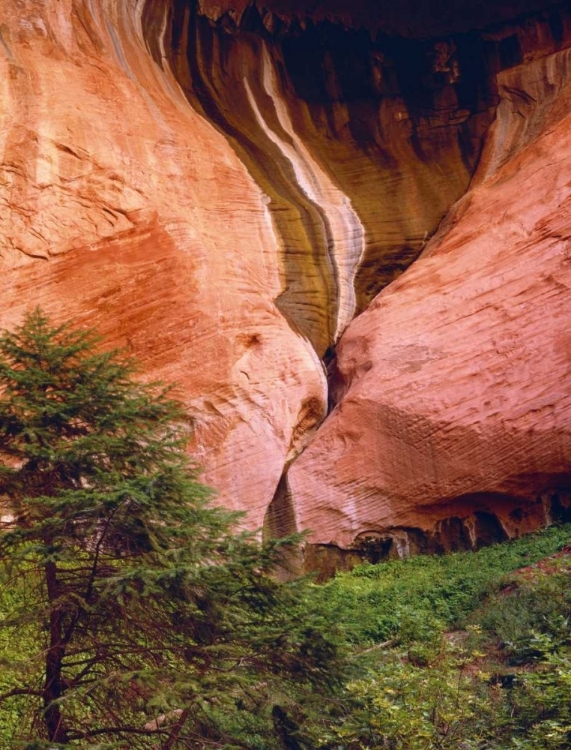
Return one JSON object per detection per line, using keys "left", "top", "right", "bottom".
{"left": 43, "top": 560, "right": 69, "bottom": 743}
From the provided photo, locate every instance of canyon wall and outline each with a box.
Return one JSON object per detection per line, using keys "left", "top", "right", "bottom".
{"left": 291, "top": 44, "right": 571, "bottom": 570}
{"left": 1, "top": 0, "right": 571, "bottom": 568}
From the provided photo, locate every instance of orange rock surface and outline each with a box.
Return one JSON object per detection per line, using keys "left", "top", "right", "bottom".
{"left": 290, "top": 46, "right": 571, "bottom": 552}
{"left": 1, "top": 0, "right": 571, "bottom": 561}
{"left": 0, "top": 0, "right": 327, "bottom": 529}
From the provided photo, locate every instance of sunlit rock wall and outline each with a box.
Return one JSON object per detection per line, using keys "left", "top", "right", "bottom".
{"left": 289, "top": 43, "right": 571, "bottom": 566}
{"left": 1, "top": 0, "right": 571, "bottom": 564}
{"left": 146, "top": 0, "right": 504, "bottom": 352}
{"left": 0, "top": 0, "right": 328, "bottom": 528}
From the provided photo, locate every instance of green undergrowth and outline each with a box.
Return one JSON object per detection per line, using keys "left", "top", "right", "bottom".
{"left": 2, "top": 523, "right": 571, "bottom": 748}
{"left": 314, "top": 523, "right": 571, "bottom": 645}
{"left": 312, "top": 523, "right": 571, "bottom": 750}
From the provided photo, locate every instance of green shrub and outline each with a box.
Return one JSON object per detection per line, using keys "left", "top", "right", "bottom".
{"left": 324, "top": 636, "right": 497, "bottom": 750}
{"left": 315, "top": 525, "right": 571, "bottom": 646}
{"left": 473, "top": 567, "right": 571, "bottom": 662}
{"left": 506, "top": 634, "right": 571, "bottom": 749}
{"left": 310, "top": 524, "right": 571, "bottom": 750}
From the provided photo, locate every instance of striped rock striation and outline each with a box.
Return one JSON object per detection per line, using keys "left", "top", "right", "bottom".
{"left": 146, "top": 0, "right": 504, "bottom": 353}
{"left": 1, "top": 0, "right": 571, "bottom": 566}
{"left": 0, "top": 0, "right": 329, "bottom": 527}
{"left": 290, "top": 43, "right": 571, "bottom": 571}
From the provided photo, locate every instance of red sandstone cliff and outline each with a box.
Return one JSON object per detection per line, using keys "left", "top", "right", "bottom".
{"left": 291, "top": 46, "right": 571, "bottom": 564}
{"left": 1, "top": 0, "right": 570, "bottom": 566}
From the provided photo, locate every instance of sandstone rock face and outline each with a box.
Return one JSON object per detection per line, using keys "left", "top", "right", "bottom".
{"left": 0, "top": 0, "right": 326, "bottom": 528}
{"left": 1, "top": 0, "right": 570, "bottom": 564}
{"left": 149, "top": 0, "right": 504, "bottom": 353}
{"left": 196, "top": 0, "right": 560, "bottom": 37}
{"left": 289, "top": 44, "right": 571, "bottom": 558}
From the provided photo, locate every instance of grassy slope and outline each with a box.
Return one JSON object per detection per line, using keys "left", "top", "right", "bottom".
{"left": 316, "top": 523, "right": 571, "bottom": 643}
{"left": 314, "top": 523, "right": 571, "bottom": 750}
{"left": 2, "top": 524, "right": 571, "bottom": 748}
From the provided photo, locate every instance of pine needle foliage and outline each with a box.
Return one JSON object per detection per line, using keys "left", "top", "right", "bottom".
{"left": 0, "top": 310, "right": 341, "bottom": 749}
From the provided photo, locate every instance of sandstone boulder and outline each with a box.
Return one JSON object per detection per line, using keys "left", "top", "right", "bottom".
{"left": 289, "top": 47, "right": 571, "bottom": 555}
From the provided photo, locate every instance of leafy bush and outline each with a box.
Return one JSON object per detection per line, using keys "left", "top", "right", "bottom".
{"left": 506, "top": 633, "right": 571, "bottom": 749}
{"left": 473, "top": 565, "right": 571, "bottom": 662}
{"left": 325, "top": 637, "right": 498, "bottom": 750}
{"left": 315, "top": 525, "right": 571, "bottom": 645}
{"left": 310, "top": 524, "right": 571, "bottom": 750}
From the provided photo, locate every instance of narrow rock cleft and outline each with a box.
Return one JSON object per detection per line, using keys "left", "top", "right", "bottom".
{"left": 243, "top": 43, "right": 366, "bottom": 341}
{"left": 144, "top": 0, "right": 517, "bottom": 352}
{"left": 289, "top": 39, "right": 571, "bottom": 558}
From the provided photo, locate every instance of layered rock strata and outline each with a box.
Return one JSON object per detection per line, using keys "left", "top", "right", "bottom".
{"left": 1, "top": 0, "right": 570, "bottom": 562}
{"left": 0, "top": 0, "right": 327, "bottom": 527}
{"left": 289, "top": 45, "right": 571, "bottom": 563}
{"left": 149, "top": 0, "right": 507, "bottom": 351}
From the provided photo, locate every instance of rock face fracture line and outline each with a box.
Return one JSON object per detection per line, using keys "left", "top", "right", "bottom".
{"left": 244, "top": 44, "right": 365, "bottom": 341}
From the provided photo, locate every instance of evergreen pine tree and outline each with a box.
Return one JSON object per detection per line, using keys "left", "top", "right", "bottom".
{"left": 0, "top": 310, "right": 340, "bottom": 749}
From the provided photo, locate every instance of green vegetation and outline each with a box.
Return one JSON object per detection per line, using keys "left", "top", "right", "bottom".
{"left": 316, "top": 524, "right": 571, "bottom": 644}
{"left": 316, "top": 526, "right": 571, "bottom": 749}
{"left": 0, "top": 310, "right": 342, "bottom": 748}
{"left": 1, "top": 310, "right": 570, "bottom": 749}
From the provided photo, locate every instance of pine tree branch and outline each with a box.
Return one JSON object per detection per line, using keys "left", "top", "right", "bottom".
{"left": 60, "top": 506, "right": 119, "bottom": 650}
{"left": 162, "top": 707, "right": 190, "bottom": 750}
{"left": 84, "top": 506, "right": 118, "bottom": 605}
{"left": 67, "top": 724, "right": 167, "bottom": 740}
{"left": 0, "top": 686, "right": 42, "bottom": 702}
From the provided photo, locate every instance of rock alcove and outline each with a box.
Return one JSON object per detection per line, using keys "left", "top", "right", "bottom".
{"left": 1, "top": 0, "right": 571, "bottom": 571}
